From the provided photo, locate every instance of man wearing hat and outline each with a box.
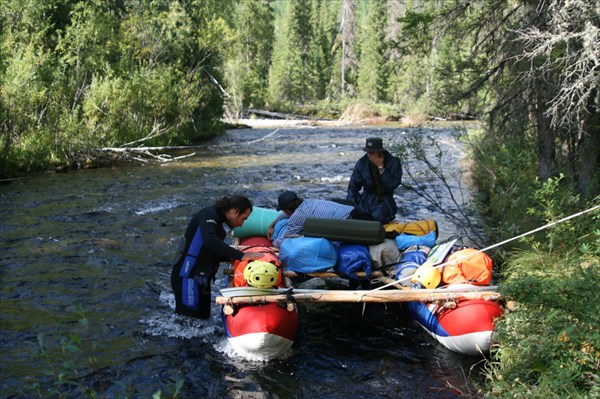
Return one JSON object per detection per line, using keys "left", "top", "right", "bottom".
{"left": 267, "top": 191, "right": 353, "bottom": 247}
{"left": 347, "top": 137, "right": 402, "bottom": 223}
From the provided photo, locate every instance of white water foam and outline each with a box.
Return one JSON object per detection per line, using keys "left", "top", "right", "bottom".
{"left": 214, "top": 338, "right": 294, "bottom": 362}
{"left": 141, "top": 313, "right": 220, "bottom": 340}
{"left": 140, "top": 290, "right": 220, "bottom": 340}
{"left": 91, "top": 205, "right": 115, "bottom": 213}
{"left": 134, "top": 199, "right": 181, "bottom": 215}
{"left": 319, "top": 175, "right": 349, "bottom": 183}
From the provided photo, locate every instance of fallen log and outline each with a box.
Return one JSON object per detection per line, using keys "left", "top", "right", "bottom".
{"left": 215, "top": 286, "right": 500, "bottom": 305}
{"left": 96, "top": 146, "right": 198, "bottom": 163}
{"left": 245, "top": 108, "right": 312, "bottom": 120}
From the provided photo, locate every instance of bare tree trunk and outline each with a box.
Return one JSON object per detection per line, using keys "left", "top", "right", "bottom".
{"left": 340, "top": 6, "right": 346, "bottom": 95}
{"left": 385, "top": 0, "right": 404, "bottom": 63}
{"left": 340, "top": 0, "right": 357, "bottom": 97}
{"left": 578, "top": 89, "right": 600, "bottom": 198}
{"left": 536, "top": 82, "right": 555, "bottom": 181}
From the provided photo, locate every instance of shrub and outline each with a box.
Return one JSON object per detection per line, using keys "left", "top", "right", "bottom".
{"left": 484, "top": 246, "right": 600, "bottom": 398}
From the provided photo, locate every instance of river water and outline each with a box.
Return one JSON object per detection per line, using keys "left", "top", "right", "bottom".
{"left": 0, "top": 126, "right": 487, "bottom": 398}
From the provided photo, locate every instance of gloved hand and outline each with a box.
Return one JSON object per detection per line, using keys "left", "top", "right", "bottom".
{"left": 194, "top": 275, "right": 211, "bottom": 295}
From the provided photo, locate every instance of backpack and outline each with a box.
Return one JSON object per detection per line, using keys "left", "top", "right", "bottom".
{"left": 442, "top": 248, "right": 493, "bottom": 285}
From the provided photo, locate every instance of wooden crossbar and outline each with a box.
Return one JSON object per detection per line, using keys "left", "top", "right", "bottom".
{"left": 215, "top": 286, "right": 500, "bottom": 305}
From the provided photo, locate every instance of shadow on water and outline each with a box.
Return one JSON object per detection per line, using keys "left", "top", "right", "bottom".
{"left": 0, "top": 127, "right": 487, "bottom": 398}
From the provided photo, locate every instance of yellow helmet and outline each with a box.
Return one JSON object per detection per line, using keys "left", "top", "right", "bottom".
{"left": 411, "top": 263, "right": 441, "bottom": 289}
{"left": 243, "top": 260, "right": 280, "bottom": 289}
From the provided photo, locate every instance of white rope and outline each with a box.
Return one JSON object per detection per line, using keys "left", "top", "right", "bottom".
{"left": 370, "top": 204, "right": 600, "bottom": 292}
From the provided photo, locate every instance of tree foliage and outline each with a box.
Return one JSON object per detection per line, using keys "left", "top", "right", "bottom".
{"left": 1, "top": 0, "right": 598, "bottom": 205}
{"left": 338, "top": 0, "right": 359, "bottom": 98}
{"left": 1, "top": 0, "right": 230, "bottom": 176}
{"left": 225, "top": 0, "right": 274, "bottom": 115}
{"left": 394, "top": 0, "right": 599, "bottom": 204}
{"left": 357, "top": 0, "right": 387, "bottom": 102}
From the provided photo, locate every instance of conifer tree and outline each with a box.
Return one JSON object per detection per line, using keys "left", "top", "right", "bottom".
{"left": 315, "top": 0, "right": 343, "bottom": 101}
{"left": 268, "top": 0, "right": 313, "bottom": 107}
{"left": 305, "top": 0, "right": 330, "bottom": 102}
{"left": 399, "top": 0, "right": 599, "bottom": 200}
{"left": 226, "top": 0, "right": 274, "bottom": 114}
{"left": 357, "top": 0, "right": 388, "bottom": 102}
{"left": 384, "top": 0, "right": 406, "bottom": 104}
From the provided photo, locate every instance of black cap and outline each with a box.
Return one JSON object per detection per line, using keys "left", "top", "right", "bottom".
{"left": 362, "top": 137, "right": 384, "bottom": 152}
{"left": 276, "top": 190, "right": 299, "bottom": 211}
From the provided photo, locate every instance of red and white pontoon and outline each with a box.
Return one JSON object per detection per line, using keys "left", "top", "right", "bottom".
{"left": 221, "top": 236, "right": 298, "bottom": 359}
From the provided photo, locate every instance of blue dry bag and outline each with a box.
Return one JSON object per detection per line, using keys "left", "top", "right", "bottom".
{"left": 335, "top": 244, "right": 372, "bottom": 280}
{"left": 394, "top": 248, "right": 428, "bottom": 286}
{"left": 280, "top": 237, "right": 337, "bottom": 273}
{"left": 395, "top": 230, "right": 436, "bottom": 251}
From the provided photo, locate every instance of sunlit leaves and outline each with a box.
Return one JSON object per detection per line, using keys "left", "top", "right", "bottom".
{"left": 1, "top": 0, "right": 229, "bottom": 175}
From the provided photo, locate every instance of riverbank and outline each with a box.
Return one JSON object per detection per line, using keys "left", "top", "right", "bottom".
{"left": 231, "top": 116, "right": 480, "bottom": 129}
{"left": 232, "top": 117, "right": 390, "bottom": 129}
{"left": 0, "top": 118, "right": 478, "bottom": 181}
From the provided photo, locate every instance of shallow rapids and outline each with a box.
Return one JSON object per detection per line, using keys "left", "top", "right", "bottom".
{"left": 1, "top": 126, "right": 486, "bottom": 398}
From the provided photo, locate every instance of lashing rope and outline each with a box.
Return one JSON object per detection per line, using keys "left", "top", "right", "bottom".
{"left": 370, "top": 204, "right": 600, "bottom": 292}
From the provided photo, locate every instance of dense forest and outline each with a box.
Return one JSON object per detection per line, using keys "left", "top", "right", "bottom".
{"left": 2, "top": 0, "right": 598, "bottom": 193}
{"left": 1, "top": 1, "right": 599, "bottom": 397}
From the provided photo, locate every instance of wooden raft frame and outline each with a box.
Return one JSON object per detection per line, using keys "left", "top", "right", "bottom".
{"left": 215, "top": 285, "right": 500, "bottom": 305}
{"left": 222, "top": 244, "right": 502, "bottom": 306}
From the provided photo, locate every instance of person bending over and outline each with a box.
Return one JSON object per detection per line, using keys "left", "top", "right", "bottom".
{"left": 171, "top": 195, "right": 261, "bottom": 319}
{"left": 267, "top": 190, "right": 353, "bottom": 247}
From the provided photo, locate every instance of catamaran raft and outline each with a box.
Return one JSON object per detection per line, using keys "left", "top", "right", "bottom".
{"left": 217, "top": 207, "right": 504, "bottom": 358}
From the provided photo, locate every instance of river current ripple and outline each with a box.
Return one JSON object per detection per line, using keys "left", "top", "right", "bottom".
{"left": 1, "top": 126, "right": 485, "bottom": 398}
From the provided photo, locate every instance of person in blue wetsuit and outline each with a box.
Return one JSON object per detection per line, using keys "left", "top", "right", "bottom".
{"left": 170, "top": 196, "right": 262, "bottom": 319}
{"left": 267, "top": 190, "right": 354, "bottom": 248}
{"left": 347, "top": 137, "right": 402, "bottom": 223}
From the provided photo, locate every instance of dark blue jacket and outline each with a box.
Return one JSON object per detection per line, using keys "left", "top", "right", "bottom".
{"left": 347, "top": 150, "right": 402, "bottom": 223}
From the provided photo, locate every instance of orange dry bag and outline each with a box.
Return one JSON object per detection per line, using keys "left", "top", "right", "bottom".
{"left": 442, "top": 248, "right": 493, "bottom": 285}
{"left": 233, "top": 249, "right": 282, "bottom": 288}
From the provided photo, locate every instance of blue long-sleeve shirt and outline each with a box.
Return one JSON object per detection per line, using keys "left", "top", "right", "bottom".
{"left": 273, "top": 199, "right": 353, "bottom": 247}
